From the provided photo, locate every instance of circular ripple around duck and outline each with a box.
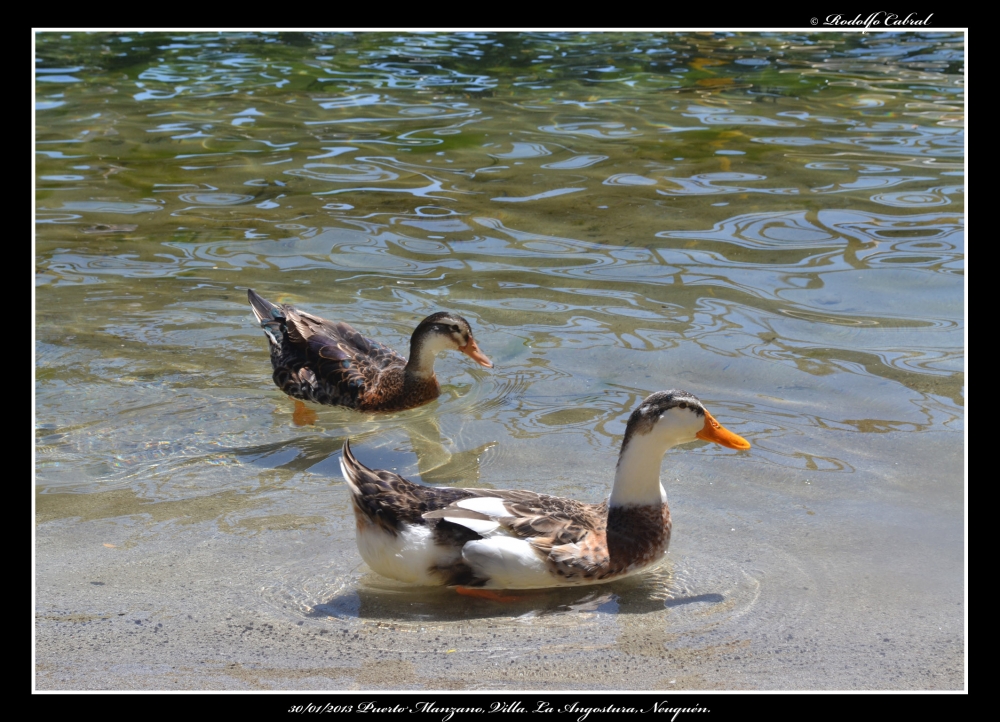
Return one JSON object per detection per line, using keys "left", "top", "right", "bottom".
{"left": 655, "top": 539, "right": 820, "bottom": 646}
{"left": 345, "top": 572, "right": 649, "bottom": 629}
{"left": 257, "top": 551, "right": 367, "bottom": 624}
{"left": 655, "top": 555, "right": 762, "bottom": 632}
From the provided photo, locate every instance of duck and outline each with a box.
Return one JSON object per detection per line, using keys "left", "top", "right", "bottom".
{"left": 247, "top": 289, "right": 492, "bottom": 414}
{"left": 339, "top": 389, "right": 750, "bottom": 591}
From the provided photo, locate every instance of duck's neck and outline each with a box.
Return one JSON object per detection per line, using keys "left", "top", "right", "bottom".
{"left": 405, "top": 333, "right": 450, "bottom": 380}
{"left": 609, "top": 432, "right": 673, "bottom": 508}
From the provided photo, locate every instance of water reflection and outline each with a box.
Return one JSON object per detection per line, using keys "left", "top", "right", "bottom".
{"left": 313, "top": 564, "right": 688, "bottom": 623}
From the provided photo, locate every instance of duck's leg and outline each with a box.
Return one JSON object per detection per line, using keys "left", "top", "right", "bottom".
{"left": 454, "top": 586, "right": 521, "bottom": 603}
{"left": 293, "top": 400, "right": 318, "bottom": 426}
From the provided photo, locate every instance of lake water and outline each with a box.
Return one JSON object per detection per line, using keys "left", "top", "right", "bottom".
{"left": 35, "top": 31, "right": 965, "bottom": 690}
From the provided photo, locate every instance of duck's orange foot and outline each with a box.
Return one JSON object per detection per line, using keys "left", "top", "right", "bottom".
{"left": 293, "top": 400, "right": 318, "bottom": 426}
{"left": 455, "top": 586, "right": 521, "bottom": 603}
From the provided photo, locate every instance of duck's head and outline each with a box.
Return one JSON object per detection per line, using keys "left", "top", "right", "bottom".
{"left": 408, "top": 312, "right": 493, "bottom": 374}
{"left": 621, "top": 390, "right": 750, "bottom": 455}
{"left": 610, "top": 390, "right": 749, "bottom": 507}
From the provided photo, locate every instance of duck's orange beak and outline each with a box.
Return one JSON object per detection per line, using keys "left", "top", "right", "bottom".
{"left": 696, "top": 409, "right": 750, "bottom": 450}
{"left": 459, "top": 338, "right": 493, "bottom": 368}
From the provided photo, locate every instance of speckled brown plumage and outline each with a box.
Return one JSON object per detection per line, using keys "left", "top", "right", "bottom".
{"left": 247, "top": 289, "right": 489, "bottom": 412}
{"left": 341, "top": 440, "right": 671, "bottom": 587}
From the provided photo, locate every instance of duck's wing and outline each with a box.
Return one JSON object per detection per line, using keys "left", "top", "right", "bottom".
{"left": 424, "top": 491, "right": 609, "bottom": 587}
{"left": 423, "top": 490, "right": 605, "bottom": 545}
{"left": 284, "top": 308, "right": 407, "bottom": 396}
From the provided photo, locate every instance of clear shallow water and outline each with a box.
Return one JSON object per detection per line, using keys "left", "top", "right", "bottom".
{"left": 35, "top": 32, "right": 964, "bottom": 690}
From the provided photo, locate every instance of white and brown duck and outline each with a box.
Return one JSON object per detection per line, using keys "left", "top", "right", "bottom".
{"left": 339, "top": 390, "right": 750, "bottom": 594}
{"left": 248, "top": 289, "right": 492, "bottom": 415}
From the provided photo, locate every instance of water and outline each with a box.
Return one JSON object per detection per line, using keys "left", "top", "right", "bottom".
{"left": 34, "top": 31, "right": 964, "bottom": 690}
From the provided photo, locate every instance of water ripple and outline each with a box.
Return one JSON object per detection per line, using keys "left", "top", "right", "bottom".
{"left": 284, "top": 164, "right": 399, "bottom": 183}
{"left": 539, "top": 121, "right": 641, "bottom": 139}
{"left": 177, "top": 192, "right": 255, "bottom": 205}
{"left": 55, "top": 201, "right": 163, "bottom": 214}
{"left": 871, "top": 187, "right": 959, "bottom": 207}
{"left": 542, "top": 154, "right": 608, "bottom": 170}
{"left": 655, "top": 172, "right": 799, "bottom": 196}
{"left": 491, "top": 188, "right": 586, "bottom": 203}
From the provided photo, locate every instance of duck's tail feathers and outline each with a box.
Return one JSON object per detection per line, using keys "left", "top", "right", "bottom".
{"left": 247, "top": 289, "right": 285, "bottom": 347}
{"left": 247, "top": 288, "right": 284, "bottom": 322}
{"left": 340, "top": 439, "right": 365, "bottom": 496}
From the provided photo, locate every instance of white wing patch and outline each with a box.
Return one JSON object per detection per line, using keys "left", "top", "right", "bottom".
{"left": 455, "top": 496, "right": 511, "bottom": 518}
{"left": 462, "top": 536, "right": 552, "bottom": 589}
{"left": 442, "top": 516, "right": 501, "bottom": 535}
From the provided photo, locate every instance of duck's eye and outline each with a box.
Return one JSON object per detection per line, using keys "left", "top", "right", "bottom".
{"left": 679, "top": 402, "right": 687, "bottom": 409}
{"left": 450, "top": 324, "right": 459, "bottom": 333}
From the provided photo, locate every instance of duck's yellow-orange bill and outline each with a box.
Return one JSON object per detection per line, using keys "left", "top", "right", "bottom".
{"left": 696, "top": 410, "right": 751, "bottom": 450}
{"left": 460, "top": 338, "right": 493, "bottom": 368}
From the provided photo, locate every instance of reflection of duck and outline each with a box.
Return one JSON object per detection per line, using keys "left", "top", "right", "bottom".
{"left": 248, "top": 289, "right": 492, "bottom": 413}
{"left": 340, "top": 390, "right": 750, "bottom": 591}
{"left": 402, "top": 416, "right": 496, "bottom": 487}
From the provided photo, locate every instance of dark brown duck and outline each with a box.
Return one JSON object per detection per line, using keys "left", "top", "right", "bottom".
{"left": 248, "top": 289, "right": 492, "bottom": 413}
